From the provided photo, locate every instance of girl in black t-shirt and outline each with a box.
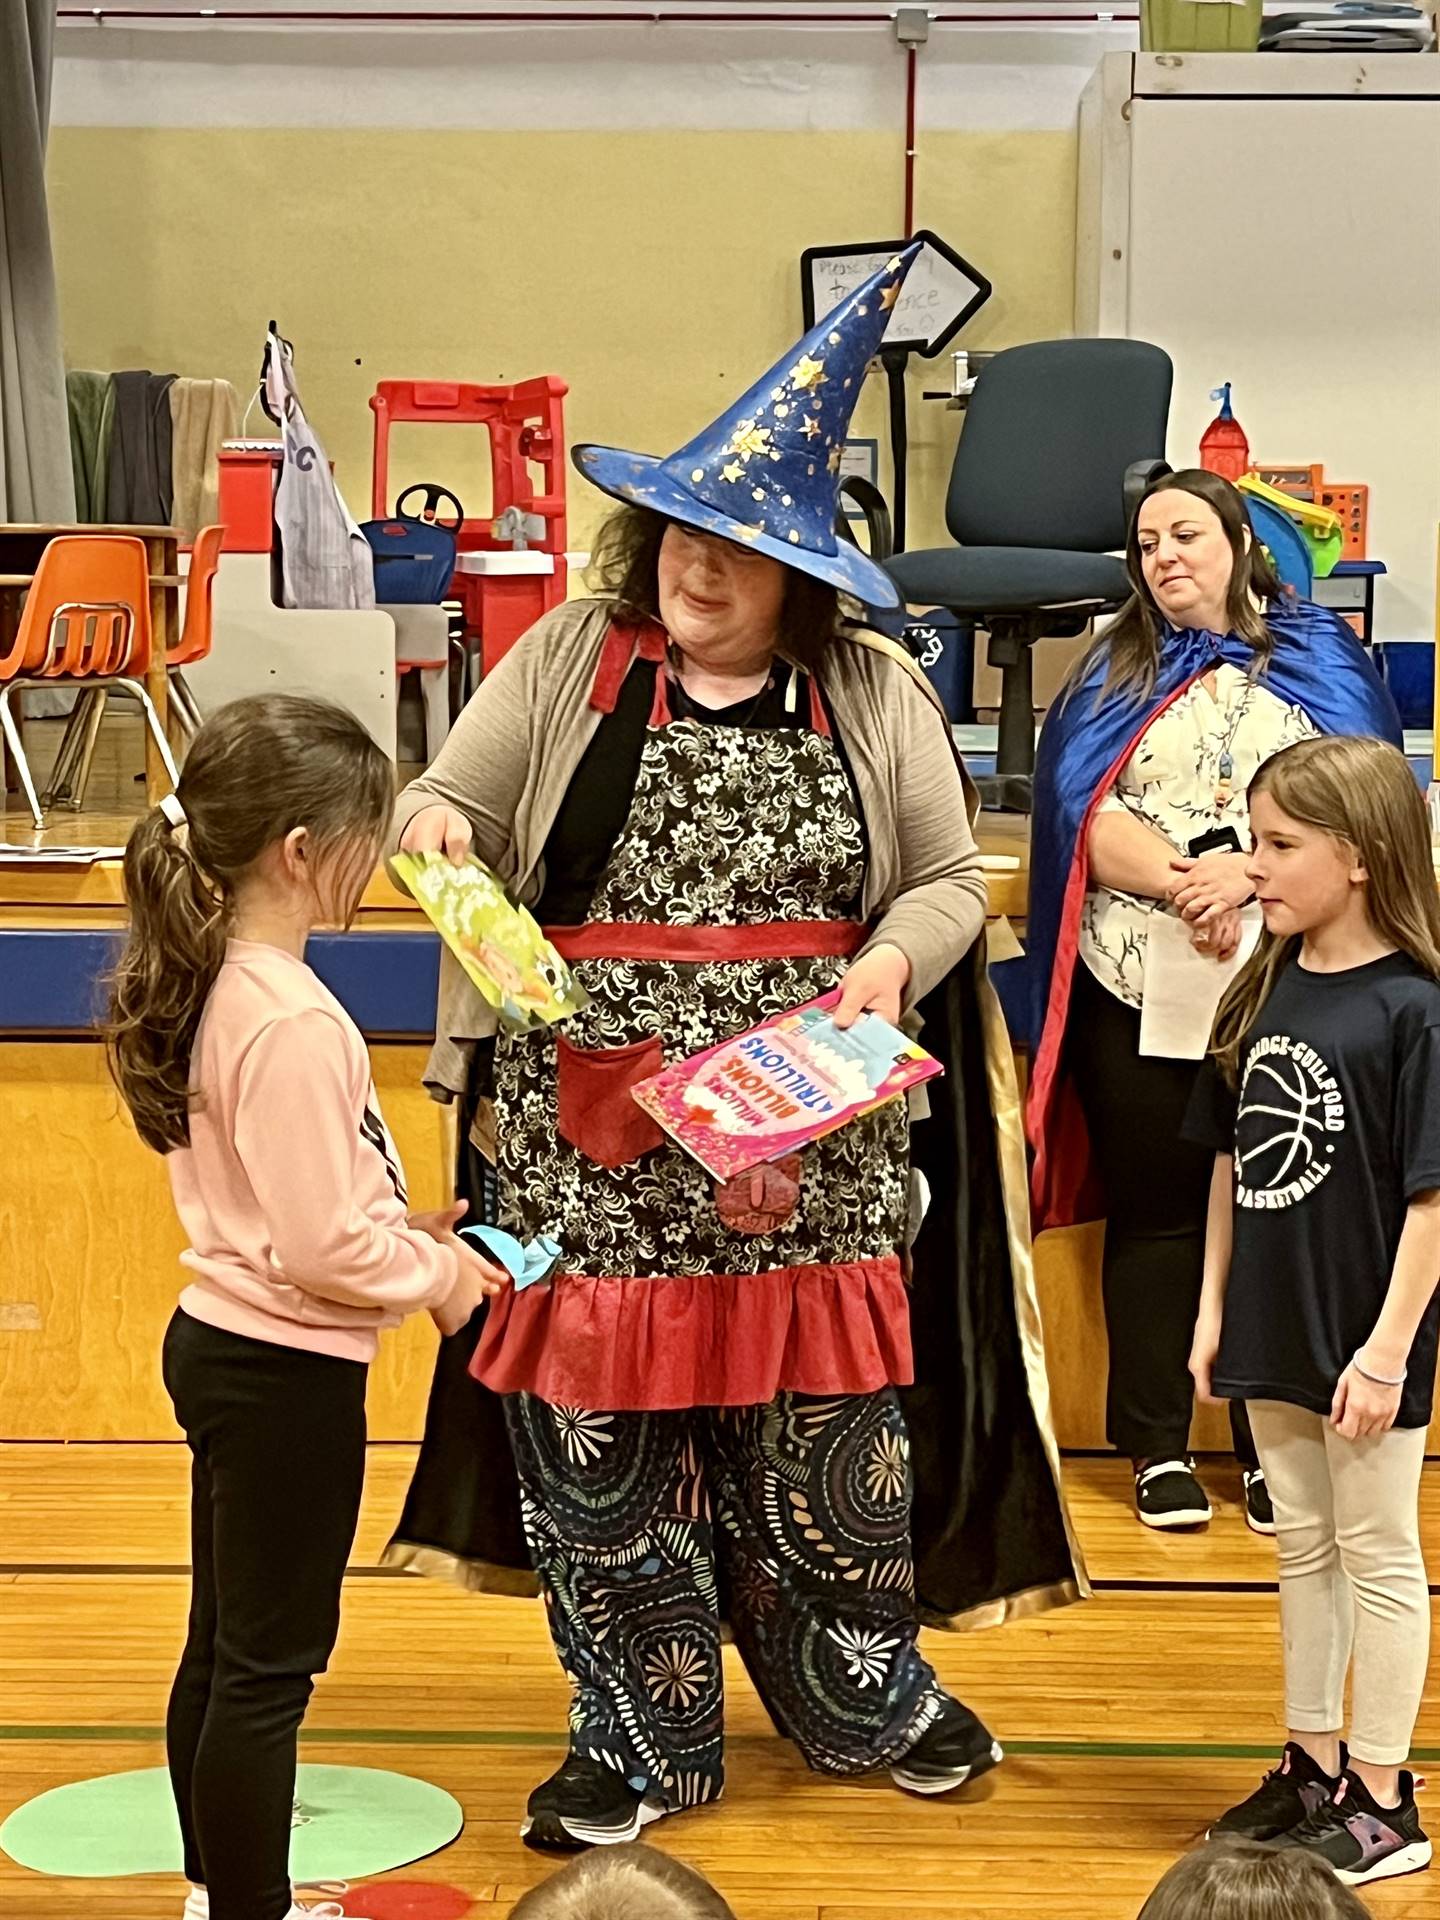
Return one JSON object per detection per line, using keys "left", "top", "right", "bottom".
{"left": 1185, "top": 735, "right": 1440, "bottom": 1888}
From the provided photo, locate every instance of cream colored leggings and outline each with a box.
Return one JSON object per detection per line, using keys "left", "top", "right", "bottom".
{"left": 1248, "top": 1400, "right": 1429, "bottom": 1766}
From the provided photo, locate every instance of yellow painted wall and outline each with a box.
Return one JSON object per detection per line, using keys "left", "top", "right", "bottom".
{"left": 46, "top": 126, "right": 1077, "bottom": 554}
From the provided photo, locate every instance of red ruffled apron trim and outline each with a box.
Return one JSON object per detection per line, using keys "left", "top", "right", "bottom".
{"left": 1024, "top": 668, "right": 1207, "bottom": 1231}
{"left": 471, "top": 1254, "right": 914, "bottom": 1411}
{"left": 545, "top": 920, "right": 867, "bottom": 962}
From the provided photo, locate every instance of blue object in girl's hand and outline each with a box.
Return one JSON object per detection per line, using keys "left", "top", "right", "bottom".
{"left": 460, "top": 1224, "right": 563, "bottom": 1290}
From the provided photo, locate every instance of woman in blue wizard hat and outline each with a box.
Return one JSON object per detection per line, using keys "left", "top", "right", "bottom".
{"left": 384, "top": 248, "right": 1082, "bottom": 1849}
{"left": 1026, "top": 468, "right": 1401, "bottom": 1533}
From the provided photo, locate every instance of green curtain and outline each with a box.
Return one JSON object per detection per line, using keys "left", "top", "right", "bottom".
{"left": 0, "top": 1, "right": 76, "bottom": 521}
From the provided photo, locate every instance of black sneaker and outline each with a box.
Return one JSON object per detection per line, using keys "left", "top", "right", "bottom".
{"left": 1280, "top": 1767, "right": 1432, "bottom": 1886}
{"left": 1243, "top": 1468, "right": 1276, "bottom": 1535}
{"left": 1134, "top": 1458, "right": 1212, "bottom": 1529}
{"left": 521, "top": 1753, "right": 667, "bottom": 1853}
{"left": 1208, "top": 1741, "right": 1342, "bottom": 1841}
{"left": 889, "top": 1696, "right": 1004, "bottom": 1797}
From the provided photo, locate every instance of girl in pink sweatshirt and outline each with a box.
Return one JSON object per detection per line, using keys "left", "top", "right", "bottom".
{"left": 107, "top": 694, "right": 506, "bottom": 1920}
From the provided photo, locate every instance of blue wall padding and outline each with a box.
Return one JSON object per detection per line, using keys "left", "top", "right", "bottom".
{"left": 0, "top": 929, "right": 442, "bottom": 1038}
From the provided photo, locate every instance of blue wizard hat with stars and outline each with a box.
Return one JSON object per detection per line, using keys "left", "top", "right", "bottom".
{"left": 573, "top": 244, "right": 920, "bottom": 610}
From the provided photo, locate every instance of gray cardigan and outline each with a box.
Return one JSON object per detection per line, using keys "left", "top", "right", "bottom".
{"left": 391, "top": 598, "right": 987, "bottom": 1094}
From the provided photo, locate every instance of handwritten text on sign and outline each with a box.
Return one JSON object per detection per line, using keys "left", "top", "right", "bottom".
{"left": 803, "top": 233, "right": 991, "bottom": 355}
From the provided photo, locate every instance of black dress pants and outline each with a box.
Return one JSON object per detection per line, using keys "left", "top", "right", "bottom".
{"left": 1067, "top": 964, "right": 1256, "bottom": 1468}
{"left": 162, "top": 1309, "right": 368, "bottom": 1920}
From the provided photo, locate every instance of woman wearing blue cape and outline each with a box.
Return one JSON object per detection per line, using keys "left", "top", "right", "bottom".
{"left": 1026, "top": 469, "right": 1401, "bottom": 1531}
{"left": 384, "top": 249, "right": 1084, "bottom": 1850}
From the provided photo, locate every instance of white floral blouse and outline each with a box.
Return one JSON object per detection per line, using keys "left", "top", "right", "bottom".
{"left": 1079, "top": 662, "right": 1320, "bottom": 1008}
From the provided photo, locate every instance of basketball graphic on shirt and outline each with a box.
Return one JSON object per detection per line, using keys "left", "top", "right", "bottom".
{"left": 1233, "top": 1035, "right": 1346, "bottom": 1210}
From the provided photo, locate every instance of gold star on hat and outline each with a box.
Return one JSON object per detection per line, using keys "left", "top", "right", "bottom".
{"left": 728, "top": 421, "right": 773, "bottom": 461}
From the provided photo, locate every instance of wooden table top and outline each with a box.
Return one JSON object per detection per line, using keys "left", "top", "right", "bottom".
{"left": 0, "top": 573, "right": 184, "bottom": 589}
{"left": 0, "top": 523, "right": 182, "bottom": 541}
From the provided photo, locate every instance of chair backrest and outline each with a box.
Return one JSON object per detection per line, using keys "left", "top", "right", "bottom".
{"left": 10, "top": 535, "right": 152, "bottom": 682}
{"left": 946, "top": 339, "right": 1172, "bottom": 554}
{"left": 174, "top": 523, "right": 224, "bottom": 666}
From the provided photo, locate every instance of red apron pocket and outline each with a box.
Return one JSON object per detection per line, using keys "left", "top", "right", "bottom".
{"left": 555, "top": 1032, "right": 666, "bottom": 1169}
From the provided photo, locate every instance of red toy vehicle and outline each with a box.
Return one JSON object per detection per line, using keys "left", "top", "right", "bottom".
{"left": 370, "top": 376, "right": 569, "bottom": 676}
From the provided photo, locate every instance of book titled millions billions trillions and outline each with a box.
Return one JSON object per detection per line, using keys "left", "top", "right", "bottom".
{"left": 630, "top": 991, "right": 943, "bottom": 1181}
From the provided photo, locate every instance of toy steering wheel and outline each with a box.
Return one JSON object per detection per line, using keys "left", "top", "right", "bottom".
{"left": 396, "top": 482, "right": 464, "bottom": 533}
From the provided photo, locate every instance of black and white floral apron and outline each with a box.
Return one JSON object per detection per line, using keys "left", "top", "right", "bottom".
{"left": 472, "top": 621, "right": 914, "bottom": 1411}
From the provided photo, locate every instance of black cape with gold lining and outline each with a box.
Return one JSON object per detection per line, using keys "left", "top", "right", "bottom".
{"left": 384, "top": 636, "right": 1087, "bottom": 1631}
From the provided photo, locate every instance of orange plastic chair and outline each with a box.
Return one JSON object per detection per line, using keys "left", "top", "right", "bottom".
{"left": 167, "top": 523, "right": 223, "bottom": 739}
{"left": 0, "top": 535, "right": 178, "bottom": 829}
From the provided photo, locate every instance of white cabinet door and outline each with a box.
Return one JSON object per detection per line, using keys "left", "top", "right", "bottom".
{"left": 1126, "top": 95, "right": 1440, "bottom": 643}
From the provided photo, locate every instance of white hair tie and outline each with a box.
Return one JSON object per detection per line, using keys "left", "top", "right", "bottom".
{"left": 159, "top": 793, "right": 187, "bottom": 831}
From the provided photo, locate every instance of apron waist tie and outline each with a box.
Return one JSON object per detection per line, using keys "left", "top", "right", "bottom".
{"left": 544, "top": 921, "right": 868, "bottom": 963}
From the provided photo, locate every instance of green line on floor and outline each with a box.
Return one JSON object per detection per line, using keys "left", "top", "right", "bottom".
{"left": 6, "top": 1726, "right": 1440, "bottom": 1764}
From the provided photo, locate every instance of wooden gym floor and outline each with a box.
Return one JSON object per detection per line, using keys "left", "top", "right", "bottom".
{"left": 4, "top": 715, "right": 1439, "bottom": 1917}
{"left": 5, "top": 1448, "right": 1440, "bottom": 1920}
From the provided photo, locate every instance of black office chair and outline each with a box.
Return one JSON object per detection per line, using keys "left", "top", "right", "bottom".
{"left": 885, "top": 339, "right": 1173, "bottom": 811}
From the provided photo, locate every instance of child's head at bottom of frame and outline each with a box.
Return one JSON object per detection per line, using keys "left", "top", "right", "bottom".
{"left": 510, "top": 1843, "right": 737, "bottom": 1920}
{"left": 1138, "top": 1838, "right": 1373, "bottom": 1920}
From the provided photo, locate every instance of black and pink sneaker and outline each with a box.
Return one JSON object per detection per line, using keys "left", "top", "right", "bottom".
{"left": 1279, "top": 1767, "right": 1431, "bottom": 1886}
{"left": 1209, "top": 1741, "right": 1342, "bottom": 1842}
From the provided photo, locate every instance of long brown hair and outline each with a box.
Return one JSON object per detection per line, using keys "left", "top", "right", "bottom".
{"left": 1211, "top": 734, "right": 1440, "bottom": 1084}
{"left": 107, "top": 694, "right": 394, "bottom": 1153}
{"left": 1137, "top": 1839, "right": 1372, "bottom": 1919}
{"left": 587, "top": 503, "right": 842, "bottom": 674}
{"left": 510, "top": 1844, "right": 736, "bottom": 1920}
{"left": 1070, "top": 468, "right": 1284, "bottom": 706}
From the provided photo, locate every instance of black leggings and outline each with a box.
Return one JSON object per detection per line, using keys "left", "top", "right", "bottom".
{"left": 1067, "top": 965, "right": 1256, "bottom": 1467}
{"left": 162, "top": 1309, "right": 368, "bottom": 1920}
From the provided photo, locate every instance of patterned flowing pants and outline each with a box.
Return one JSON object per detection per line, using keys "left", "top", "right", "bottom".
{"left": 504, "top": 1387, "right": 949, "bottom": 1810}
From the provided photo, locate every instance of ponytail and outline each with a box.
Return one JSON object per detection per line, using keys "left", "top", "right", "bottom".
{"left": 107, "top": 804, "right": 231, "bottom": 1151}
{"left": 105, "top": 693, "right": 395, "bottom": 1153}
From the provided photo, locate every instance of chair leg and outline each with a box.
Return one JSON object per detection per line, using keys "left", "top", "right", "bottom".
{"left": 116, "top": 679, "right": 181, "bottom": 791}
{"left": 0, "top": 688, "right": 44, "bottom": 831}
{"left": 170, "top": 670, "right": 203, "bottom": 738}
{"left": 42, "top": 689, "right": 104, "bottom": 811}
{"left": 69, "top": 689, "right": 111, "bottom": 813}
{"left": 420, "top": 664, "right": 452, "bottom": 761}
{"left": 40, "top": 692, "right": 89, "bottom": 808}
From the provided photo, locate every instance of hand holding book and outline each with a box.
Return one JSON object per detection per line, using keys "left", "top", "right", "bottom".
{"left": 830, "top": 942, "right": 912, "bottom": 1030}
{"left": 630, "top": 989, "right": 941, "bottom": 1182}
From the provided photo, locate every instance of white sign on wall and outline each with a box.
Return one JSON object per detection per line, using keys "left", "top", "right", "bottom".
{"left": 801, "top": 230, "right": 992, "bottom": 358}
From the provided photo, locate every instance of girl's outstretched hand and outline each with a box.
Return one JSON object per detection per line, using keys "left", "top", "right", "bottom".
{"left": 411, "top": 1200, "right": 511, "bottom": 1334}
{"left": 409, "top": 1198, "right": 469, "bottom": 1241}
{"left": 432, "top": 1239, "right": 511, "bottom": 1336}
{"left": 1331, "top": 1361, "right": 1402, "bottom": 1440}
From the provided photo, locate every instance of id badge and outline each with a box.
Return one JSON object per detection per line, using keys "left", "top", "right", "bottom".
{"left": 1187, "top": 825, "right": 1243, "bottom": 858}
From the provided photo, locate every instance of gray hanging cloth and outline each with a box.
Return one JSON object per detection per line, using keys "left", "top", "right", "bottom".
{"left": 107, "top": 369, "right": 177, "bottom": 524}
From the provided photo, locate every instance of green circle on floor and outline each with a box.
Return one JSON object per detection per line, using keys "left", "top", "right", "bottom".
{"left": 0, "top": 1764, "right": 463, "bottom": 1881}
